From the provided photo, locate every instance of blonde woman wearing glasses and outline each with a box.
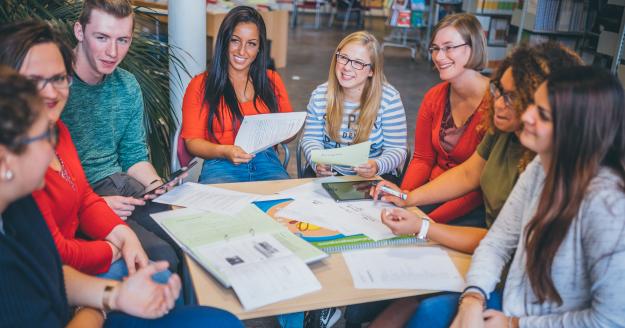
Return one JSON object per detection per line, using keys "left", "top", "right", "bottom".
{"left": 301, "top": 31, "right": 407, "bottom": 181}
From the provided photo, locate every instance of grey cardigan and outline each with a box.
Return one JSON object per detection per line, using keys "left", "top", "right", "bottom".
{"left": 466, "top": 157, "right": 625, "bottom": 327}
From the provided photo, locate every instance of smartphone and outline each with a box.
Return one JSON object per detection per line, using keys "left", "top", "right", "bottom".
{"left": 140, "top": 161, "right": 198, "bottom": 198}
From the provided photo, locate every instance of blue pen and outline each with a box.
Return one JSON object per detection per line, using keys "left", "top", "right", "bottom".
{"left": 379, "top": 185, "right": 408, "bottom": 200}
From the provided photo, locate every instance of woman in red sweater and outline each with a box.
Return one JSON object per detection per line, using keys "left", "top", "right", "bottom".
{"left": 0, "top": 21, "right": 147, "bottom": 276}
{"left": 401, "top": 13, "right": 489, "bottom": 225}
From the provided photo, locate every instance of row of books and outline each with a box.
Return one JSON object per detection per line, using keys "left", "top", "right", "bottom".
{"left": 389, "top": 10, "right": 426, "bottom": 27}
{"left": 533, "top": 0, "right": 587, "bottom": 32}
{"left": 464, "top": 0, "right": 518, "bottom": 15}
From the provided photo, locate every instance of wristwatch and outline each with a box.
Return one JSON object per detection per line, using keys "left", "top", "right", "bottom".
{"left": 415, "top": 217, "right": 431, "bottom": 240}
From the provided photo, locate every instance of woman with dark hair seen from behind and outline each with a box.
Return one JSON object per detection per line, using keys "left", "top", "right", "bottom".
{"left": 452, "top": 66, "right": 625, "bottom": 328}
{"left": 0, "top": 66, "right": 243, "bottom": 327}
{"left": 182, "top": 6, "right": 293, "bottom": 184}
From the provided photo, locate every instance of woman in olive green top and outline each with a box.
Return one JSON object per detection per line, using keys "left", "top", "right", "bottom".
{"left": 374, "top": 42, "right": 583, "bottom": 254}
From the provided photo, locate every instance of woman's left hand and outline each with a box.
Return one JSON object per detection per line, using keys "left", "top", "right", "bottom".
{"left": 483, "top": 310, "right": 510, "bottom": 328}
{"left": 353, "top": 159, "right": 378, "bottom": 178}
{"left": 108, "top": 225, "right": 149, "bottom": 275}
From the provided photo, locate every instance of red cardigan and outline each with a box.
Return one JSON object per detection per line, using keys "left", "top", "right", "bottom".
{"left": 32, "top": 121, "right": 124, "bottom": 275}
{"left": 401, "top": 82, "right": 488, "bottom": 223}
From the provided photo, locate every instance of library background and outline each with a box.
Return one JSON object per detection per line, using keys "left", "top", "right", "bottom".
{"left": 139, "top": 0, "right": 622, "bottom": 180}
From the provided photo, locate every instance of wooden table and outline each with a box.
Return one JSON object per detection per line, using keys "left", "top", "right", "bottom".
{"left": 134, "top": 1, "right": 289, "bottom": 68}
{"left": 185, "top": 177, "right": 471, "bottom": 319}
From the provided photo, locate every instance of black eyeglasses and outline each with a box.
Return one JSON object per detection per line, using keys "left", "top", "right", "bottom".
{"left": 428, "top": 43, "right": 469, "bottom": 55}
{"left": 335, "top": 52, "right": 372, "bottom": 70}
{"left": 26, "top": 74, "right": 72, "bottom": 91}
{"left": 15, "top": 122, "right": 58, "bottom": 147}
{"left": 490, "top": 81, "right": 516, "bottom": 108}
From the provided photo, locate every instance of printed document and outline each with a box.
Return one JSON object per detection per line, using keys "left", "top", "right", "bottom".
{"left": 150, "top": 205, "right": 327, "bottom": 287}
{"left": 310, "top": 141, "right": 372, "bottom": 166}
{"left": 343, "top": 247, "right": 465, "bottom": 292}
{"left": 198, "top": 234, "right": 321, "bottom": 310}
{"left": 277, "top": 197, "right": 397, "bottom": 241}
{"left": 234, "top": 112, "right": 307, "bottom": 154}
{"left": 154, "top": 182, "right": 260, "bottom": 214}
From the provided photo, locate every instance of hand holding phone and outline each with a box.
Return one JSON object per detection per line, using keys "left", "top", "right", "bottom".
{"left": 140, "top": 161, "right": 197, "bottom": 198}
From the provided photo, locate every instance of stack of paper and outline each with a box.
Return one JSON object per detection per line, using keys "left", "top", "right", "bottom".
{"left": 151, "top": 205, "right": 327, "bottom": 283}
{"left": 197, "top": 234, "right": 321, "bottom": 310}
{"left": 154, "top": 182, "right": 260, "bottom": 214}
{"left": 343, "top": 247, "right": 465, "bottom": 292}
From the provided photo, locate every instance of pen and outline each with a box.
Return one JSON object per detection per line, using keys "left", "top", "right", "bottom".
{"left": 379, "top": 185, "right": 408, "bottom": 200}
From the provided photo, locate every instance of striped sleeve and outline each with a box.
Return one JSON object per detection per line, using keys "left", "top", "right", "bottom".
{"left": 374, "top": 85, "right": 408, "bottom": 175}
{"left": 301, "top": 84, "right": 328, "bottom": 170}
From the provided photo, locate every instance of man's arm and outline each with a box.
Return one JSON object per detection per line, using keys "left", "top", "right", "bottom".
{"left": 127, "top": 161, "right": 161, "bottom": 188}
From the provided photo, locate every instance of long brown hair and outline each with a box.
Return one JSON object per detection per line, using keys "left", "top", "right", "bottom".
{"left": 482, "top": 42, "right": 583, "bottom": 171}
{"left": 326, "top": 31, "right": 385, "bottom": 144}
{"left": 525, "top": 66, "right": 625, "bottom": 304}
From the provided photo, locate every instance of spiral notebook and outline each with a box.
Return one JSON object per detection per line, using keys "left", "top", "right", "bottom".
{"left": 253, "top": 199, "right": 426, "bottom": 253}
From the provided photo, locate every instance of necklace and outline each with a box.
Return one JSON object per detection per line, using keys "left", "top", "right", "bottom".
{"left": 56, "top": 152, "right": 77, "bottom": 191}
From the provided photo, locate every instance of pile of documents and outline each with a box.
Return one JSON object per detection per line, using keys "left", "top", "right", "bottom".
{"left": 151, "top": 204, "right": 326, "bottom": 310}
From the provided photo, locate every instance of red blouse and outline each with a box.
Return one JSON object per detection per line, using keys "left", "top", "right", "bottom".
{"left": 401, "top": 82, "right": 488, "bottom": 223}
{"left": 32, "top": 121, "right": 125, "bottom": 275}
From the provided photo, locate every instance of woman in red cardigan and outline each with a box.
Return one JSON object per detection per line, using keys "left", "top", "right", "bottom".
{"left": 1, "top": 21, "right": 148, "bottom": 277}
{"left": 401, "top": 13, "right": 489, "bottom": 225}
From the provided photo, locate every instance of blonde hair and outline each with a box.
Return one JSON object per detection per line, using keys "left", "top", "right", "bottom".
{"left": 431, "top": 13, "right": 487, "bottom": 71}
{"left": 326, "top": 31, "right": 386, "bottom": 144}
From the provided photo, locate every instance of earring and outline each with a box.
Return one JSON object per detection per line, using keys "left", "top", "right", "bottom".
{"left": 3, "top": 170, "right": 13, "bottom": 181}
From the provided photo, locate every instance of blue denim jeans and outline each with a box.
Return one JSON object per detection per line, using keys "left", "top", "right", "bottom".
{"left": 405, "top": 290, "right": 503, "bottom": 328}
{"left": 105, "top": 305, "right": 243, "bottom": 327}
{"left": 97, "top": 259, "right": 171, "bottom": 283}
{"left": 199, "top": 148, "right": 289, "bottom": 184}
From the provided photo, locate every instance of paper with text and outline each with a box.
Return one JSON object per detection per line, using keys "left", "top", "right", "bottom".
{"left": 310, "top": 141, "right": 372, "bottom": 166}
{"left": 150, "top": 205, "right": 327, "bottom": 287}
{"left": 234, "top": 112, "right": 307, "bottom": 154}
{"left": 343, "top": 247, "right": 465, "bottom": 292}
{"left": 153, "top": 182, "right": 260, "bottom": 214}
{"left": 198, "top": 234, "right": 321, "bottom": 310}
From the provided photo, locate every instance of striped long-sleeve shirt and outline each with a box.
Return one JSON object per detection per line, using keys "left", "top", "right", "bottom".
{"left": 301, "top": 82, "right": 408, "bottom": 176}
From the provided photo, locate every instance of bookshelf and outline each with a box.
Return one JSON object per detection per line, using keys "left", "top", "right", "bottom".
{"left": 511, "top": 0, "right": 591, "bottom": 51}
{"left": 463, "top": 0, "right": 518, "bottom": 66}
{"left": 382, "top": 0, "right": 430, "bottom": 60}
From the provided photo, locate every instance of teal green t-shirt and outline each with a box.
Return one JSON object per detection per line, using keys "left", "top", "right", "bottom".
{"left": 61, "top": 68, "right": 148, "bottom": 185}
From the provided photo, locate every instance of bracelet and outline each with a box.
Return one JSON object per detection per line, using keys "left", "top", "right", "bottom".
{"left": 458, "top": 292, "right": 486, "bottom": 310}
{"left": 415, "top": 217, "right": 430, "bottom": 240}
{"left": 102, "top": 284, "right": 115, "bottom": 312}
{"left": 462, "top": 285, "right": 489, "bottom": 301}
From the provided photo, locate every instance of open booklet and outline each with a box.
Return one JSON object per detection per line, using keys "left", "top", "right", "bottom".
{"left": 234, "top": 112, "right": 307, "bottom": 154}
{"left": 198, "top": 233, "right": 321, "bottom": 310}
{"left": 150, "top": 205, "right": 327, "bottom": 287}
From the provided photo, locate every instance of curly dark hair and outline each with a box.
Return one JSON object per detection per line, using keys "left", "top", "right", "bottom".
{"left": 0, "top": 66, "right": 42, "bottom": 154}
{"left": 482, "top": 42, "right": 584, "bottom": 171}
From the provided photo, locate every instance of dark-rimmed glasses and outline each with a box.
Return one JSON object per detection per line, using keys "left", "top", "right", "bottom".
{"left": 15, "top": 122, "right": 58, "bottom": 147}
{"left": 335, "top": 52, "right": 372, "bottom": 70}
{"left": 428, "top": 43, "right": 469, "bottom": 55}
{"left": 26, "top": 74, "right": 72, "bottom": 91}
{"left": 490, "top": 81, "right": 516, "bottom": 108}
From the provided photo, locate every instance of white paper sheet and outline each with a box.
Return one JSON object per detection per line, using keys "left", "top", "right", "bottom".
{"left": 343, "top": 247, "right": 465, "bottom": 292}
{"left": 153, "top": 182, "right": 260, "bottom": 214}
{"left": 276, "top": 196, "right": 397, "bottom": 241}
{"left": 310, "top": 141, "right": 372, "bottom": 166}
{"left": 197, "top": 234, "right": 321, "bottom": 310}
{"left": 234, "top": 112, "right": 307, "bottom": 154}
